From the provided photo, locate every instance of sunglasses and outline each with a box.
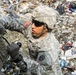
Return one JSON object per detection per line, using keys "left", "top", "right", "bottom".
{"left": 32, "top": 19, "right": 45, "bottom": 27}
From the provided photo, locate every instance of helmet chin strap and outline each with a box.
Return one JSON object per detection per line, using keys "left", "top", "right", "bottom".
{"left": 32, "top": 27, "right": 47, "bottom": 39}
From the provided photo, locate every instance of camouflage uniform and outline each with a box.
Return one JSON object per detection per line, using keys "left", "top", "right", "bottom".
{"left": 0, "top": 11, "right": 25, "bottom": 33}
{"left": 0, "top": 9, "right": 26, "bottom": 75}
{"left": 24, "top": 5, "right": 63, "bottom": 75}
{"left": 25, "top": 31, "right": 63, "bottom": 75}
{"left": 0, "top": 4, "right": 63, "bottom": 75}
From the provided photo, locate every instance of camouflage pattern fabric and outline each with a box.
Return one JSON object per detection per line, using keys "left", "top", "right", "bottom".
{"left": 0, "top": 16, "right": 63, "bottom": 75}
{"left": 0, "top": 14, "right": 25, "bottom": 33}
{"left": 26, "top": 31, "right": 63, "bottom": 75}
{"left": 0, "top": 8, "right": 63, "bottom": 75}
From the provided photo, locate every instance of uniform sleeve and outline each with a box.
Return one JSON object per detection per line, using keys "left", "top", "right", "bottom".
{"left": 50, "top": 34, "right": 63, "bottom": 75}
{"left": 0, "top": 15, "right": 25, "bottom": 34}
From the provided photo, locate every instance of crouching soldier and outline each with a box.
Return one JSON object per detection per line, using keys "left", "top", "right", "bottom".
{"left": 23, "top": 5, "right": 63, "bottom": 75}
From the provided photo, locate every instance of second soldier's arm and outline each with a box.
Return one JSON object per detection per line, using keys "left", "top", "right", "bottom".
{"left": 0, "top": 14, "right": 25, "bottom": 34}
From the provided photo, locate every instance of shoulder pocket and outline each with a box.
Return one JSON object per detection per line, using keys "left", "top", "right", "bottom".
{"left": 36, "top": 51, "right": 52, "bottom": 66}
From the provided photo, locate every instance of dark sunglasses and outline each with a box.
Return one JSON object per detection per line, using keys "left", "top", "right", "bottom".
{"left": 32, "top": 19, "right": 45, "bottom": 27}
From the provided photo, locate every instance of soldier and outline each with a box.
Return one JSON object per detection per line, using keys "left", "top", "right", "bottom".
{"left": 0, "top": 4, "right": 63, "bottom": 75}
{"left": 23, "top": 5, "right": 63, "bottom": 75}
{"left": 0, "top": 23, "right": 9, "bottom": 75}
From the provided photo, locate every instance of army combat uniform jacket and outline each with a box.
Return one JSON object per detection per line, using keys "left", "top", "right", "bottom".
{"left": 25, "top": 27, "right": 63, "bottom": 75}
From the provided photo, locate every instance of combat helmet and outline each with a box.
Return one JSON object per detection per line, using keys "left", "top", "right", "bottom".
{"left": 32, "top": 4, "right": 59, "bottom": 29}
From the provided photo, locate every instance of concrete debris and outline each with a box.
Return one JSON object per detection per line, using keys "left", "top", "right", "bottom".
{"left": 0, "top": 0, "right": 76, "bottom": 74}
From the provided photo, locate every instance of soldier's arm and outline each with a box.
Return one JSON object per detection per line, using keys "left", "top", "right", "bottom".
{"left": 0, "top": 14, "right": 26, "bottom": 34}
{"left": 51, "top": 37, "right": 63, "bottom": 75}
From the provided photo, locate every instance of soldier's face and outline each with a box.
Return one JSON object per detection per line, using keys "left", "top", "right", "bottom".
{"left": 32, "top": 20, "right": 48, "bottom": 38}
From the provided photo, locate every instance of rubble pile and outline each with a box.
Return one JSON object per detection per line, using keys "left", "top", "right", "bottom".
{"left": 0, "top": 0, "right": 76, "bottom": 74}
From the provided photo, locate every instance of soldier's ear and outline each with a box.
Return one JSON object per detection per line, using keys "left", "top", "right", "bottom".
{"left": 44, "top": 26, "right": 48, "bottom": 32}
{"left": 44, "top": 26, "right": 46, "bottom": 29}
